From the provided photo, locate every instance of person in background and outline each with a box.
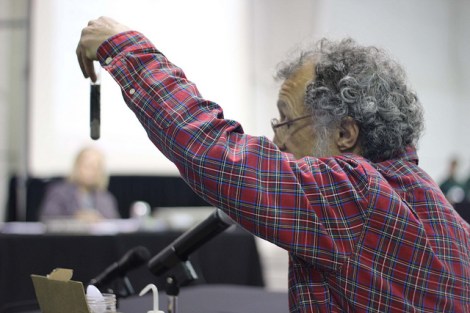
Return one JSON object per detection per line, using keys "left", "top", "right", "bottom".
{"left": 464, "top": 161, "right": 470, "bottom": 203}
{"left": 439, "top": 156, "right": 465, "bottom": 204}
{"left": 39, "top": 146, "right": 120, "bottom": 222}
{"left": 454, "top": 161, "right": 470, "bottom": 224}
{"left": 76, "top": 17, "right": 470, "bottom": 312}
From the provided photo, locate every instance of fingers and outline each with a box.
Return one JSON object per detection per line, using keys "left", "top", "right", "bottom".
{"left": 76, "top": 22, "right": 98, "bottom": 81}
{"left": 76, "top": 45, "right": 88, "bottom": 79}
{"left": 84, "top": 58, "right": 97, "bottom": 83}
{"left": 77, "top": 17, "right": 130, "bottom": 81}
{"left": 76, "top": 42, "right": 97, "bottom": 82}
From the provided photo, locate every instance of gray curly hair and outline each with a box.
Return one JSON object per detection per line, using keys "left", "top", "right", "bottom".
{"left": 276, "top": 38, "right": 424, "bottom": 162}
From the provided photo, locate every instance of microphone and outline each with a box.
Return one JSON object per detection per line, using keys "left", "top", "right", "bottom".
{"left": 148, "top": 209, "right": 233, "bottom": 276}
{"left": 89, "top": 246, "right": 151, "bottom": 288}
{"left": 90, "top": 62, "right": 101, "bottom": 140}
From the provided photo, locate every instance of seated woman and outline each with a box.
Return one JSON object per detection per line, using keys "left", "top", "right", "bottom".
{"left": 39, "top": 146, "right": 120, "bottom": 222}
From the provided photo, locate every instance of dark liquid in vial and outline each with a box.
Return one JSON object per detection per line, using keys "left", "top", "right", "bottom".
{"left": 90, "top": 84, "right": 100, "bottom": 140}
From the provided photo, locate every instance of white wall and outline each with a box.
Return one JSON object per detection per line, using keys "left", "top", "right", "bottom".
{"left": 29, "top": 0, "right": 470, "bottom": 180}
{"left": 2, "top": 0, "right": 470, "bottom": 221}
{"left": 29, "top": 0, "right": 253, "bottom": 176}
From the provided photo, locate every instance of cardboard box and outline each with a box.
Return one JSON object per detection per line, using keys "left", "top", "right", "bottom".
{"left": 31, "top": 268, "right": 90, "bottom": 313}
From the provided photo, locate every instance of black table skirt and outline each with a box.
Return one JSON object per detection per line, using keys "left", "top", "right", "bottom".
{"left": 0, "top": 228, "right": 264, "bottom": 311}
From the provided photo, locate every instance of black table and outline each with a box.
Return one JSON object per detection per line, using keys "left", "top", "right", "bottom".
{"left": 22, "top": 285, "right": 288, "bottom": 313}
{"left": 0, "top": 228, "right": 263, "bottom": 311}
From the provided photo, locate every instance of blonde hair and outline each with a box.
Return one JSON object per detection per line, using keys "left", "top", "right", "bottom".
{"left": 68, "top": 146, "right": 109, "bottom": 190}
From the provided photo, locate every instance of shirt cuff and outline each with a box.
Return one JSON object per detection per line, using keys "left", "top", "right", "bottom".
{"left": 96, "top": 30, "right": 151, "bottom": 66}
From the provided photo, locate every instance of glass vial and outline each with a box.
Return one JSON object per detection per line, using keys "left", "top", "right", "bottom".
{"left": 86, "top": 293, "right": 117, "bottom": 313}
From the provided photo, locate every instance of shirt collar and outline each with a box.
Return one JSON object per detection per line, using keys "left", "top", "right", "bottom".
{"left": 401, "top": 146, "right": 419, "bottom": 165}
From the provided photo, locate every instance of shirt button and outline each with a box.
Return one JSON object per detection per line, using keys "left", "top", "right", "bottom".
{"left": 129, "top": 88, "right": 136, "bottom": 95}
{"left": 105, "top": 57, "right": 113, "bottom": 65}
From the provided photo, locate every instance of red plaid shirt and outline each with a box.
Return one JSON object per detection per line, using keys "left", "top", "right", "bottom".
{"left": 98, "top": 31, "right": 470, "bottom": 312}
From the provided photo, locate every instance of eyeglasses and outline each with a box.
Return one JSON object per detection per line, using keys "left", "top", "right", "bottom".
{"left": 271, "top": 114, "right": 313, "bottom": 131}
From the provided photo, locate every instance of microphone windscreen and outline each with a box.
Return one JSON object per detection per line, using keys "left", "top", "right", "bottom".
{"left": 119, "top": 246, "right": 151, "bottom": 273}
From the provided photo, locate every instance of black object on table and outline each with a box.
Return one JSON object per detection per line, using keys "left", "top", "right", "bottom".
{"left": 0, "top": 228, "right": 263, "bottom": 312}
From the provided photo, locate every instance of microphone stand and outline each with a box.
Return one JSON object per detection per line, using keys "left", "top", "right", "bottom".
{"left": 164, "top": 260, "right": 198, "bottom": 313}
{"left": 147, "top": 209, "right": 233, "bottom": 313}
{"left": 117, "top": 275, "right": 136, "bottom": 299}
{"left": 101, "top": 275, "right": 136, "bottom": 300}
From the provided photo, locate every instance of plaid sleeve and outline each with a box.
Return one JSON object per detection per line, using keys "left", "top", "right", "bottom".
{"left": 98, "top": 32, "right": 372, "bottom": 271}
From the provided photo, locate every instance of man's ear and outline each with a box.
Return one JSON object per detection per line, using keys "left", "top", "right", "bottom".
{"left": 335, "top": 117, "right": 360, "bottom": 152}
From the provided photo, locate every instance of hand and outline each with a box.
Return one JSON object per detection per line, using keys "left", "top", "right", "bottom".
{"left": 74, "top": 209, "right": 104, "bottom": 223}
{"left": 76, "top": 16, "right": 130, "bottom": 82}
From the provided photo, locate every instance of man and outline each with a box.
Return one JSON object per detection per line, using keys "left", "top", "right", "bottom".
{"left": 77, "top": 17, "right": 470, "bottom": 312}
